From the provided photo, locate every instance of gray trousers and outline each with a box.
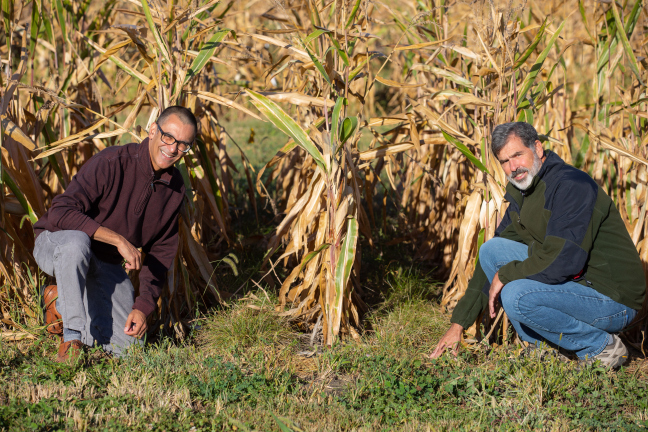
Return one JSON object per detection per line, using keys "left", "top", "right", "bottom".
{"left": 33, "top": 230, "right": 143, "bottom": 356}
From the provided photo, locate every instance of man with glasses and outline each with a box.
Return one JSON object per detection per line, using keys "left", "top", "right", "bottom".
{"left": 33, "top": 106, "right": 196, "bottom": 362}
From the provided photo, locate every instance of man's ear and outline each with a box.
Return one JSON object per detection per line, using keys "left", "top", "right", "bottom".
{"left": 534, "top": 140, "right": 544, "bottom": 158}
{"left": 148, "top": 122, "right": 157, "bottom": 140}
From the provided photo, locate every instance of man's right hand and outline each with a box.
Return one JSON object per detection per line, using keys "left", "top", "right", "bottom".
{"left": 116, "top": 238, "right": 142, "bottom": 270}
{"left": 429, "top": 323, "right": 464, "bottom": 358}
{"left": 92, "top": 226, "right": 142, "bottom": 270}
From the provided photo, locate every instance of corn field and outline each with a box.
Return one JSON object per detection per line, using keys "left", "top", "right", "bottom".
{"left": 1, "top": 0, "right": 648, "bottom": 349}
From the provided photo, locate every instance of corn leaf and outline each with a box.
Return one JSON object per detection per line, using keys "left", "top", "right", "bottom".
{"left": 610, "top": 1, "right": 644, "bottom": 86}
{"left": 516, "top": 20, "right": 565, "bottom": 108}
{"left": 339, "top": 116, "right": 358, "bottom": 147}
{"left": 330, "top": 97, "right": 345, "bottom": 147}
{"left": 303, "top": 28, "right": 329, "bottom": 48}
{"left": 1, "top": 170, "right": 38, "bottom": 224}
{"left": 184, "top": 29, "right": 231, "bottom": 85}
{"left": 247, "top": 90, "right": 327, "bottom": 172}
{"left": 442, "top": 130, "right": 489, "bottom": 173}
{"left": 140, "top": 0, "right": 172, "bottom": 65}
{"left": 298, "top": 243, "right": 331, "bottom": 273}
{"left": 412, "top": 64, "right": 474, "bottom": 88}
{"left": 333, "top": 217, "right": 358, "bottom": 326}
{"left": 54, "top": 0, "right": 67, "bottom": 43}
{"left": 345, "top": 0, "right": 362, "bottom": 28}
{"left": 514, "top": 19, "right": 546, "bottom": 70}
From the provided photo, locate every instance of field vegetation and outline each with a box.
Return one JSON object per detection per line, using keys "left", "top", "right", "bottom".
{"left": 1, "top": 0, "right": 648, "bottom": 429}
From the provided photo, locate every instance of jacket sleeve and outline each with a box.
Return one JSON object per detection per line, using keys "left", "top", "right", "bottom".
{"left": 46, "top": 155, "right": 110, "bottom": 238}
{"left": 133, "top": 203, "right": 182, "bottom": 317}
{"left": 498, "top": 174, "right": 597, "bottom": 285}
{"left": 450, "top": 263, "right": 489, "bottom": 329}
{"left": 450, "top": 201, "right": 518, "bottom": 328}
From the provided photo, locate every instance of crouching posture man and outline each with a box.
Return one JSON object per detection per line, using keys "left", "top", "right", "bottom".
{"left": 431, "top": 122, "right": 645, "bottom": 368}
{"left": 34, "top": 106, "right": 195, "bottom": 362}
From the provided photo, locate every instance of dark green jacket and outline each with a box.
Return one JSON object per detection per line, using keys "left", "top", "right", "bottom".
{"left": 451, "top": 151, "right": 646, "bottom": 329}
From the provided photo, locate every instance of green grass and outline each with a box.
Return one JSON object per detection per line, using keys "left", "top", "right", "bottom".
{"left": 2, "top": 268, "right": 648, "bottom": 431}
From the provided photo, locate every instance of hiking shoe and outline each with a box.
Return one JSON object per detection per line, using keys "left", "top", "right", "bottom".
{"left": 56, "top": 339, "right": 84, "bottom": 363}
{"left": 583, "top": 334, "right": 628, "bottom": 369}
{"left": 43, "top": 285, "right": 63, "bottom": 336}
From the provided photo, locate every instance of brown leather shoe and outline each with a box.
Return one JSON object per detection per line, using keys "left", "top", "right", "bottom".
{"left": 56, "top": 339, "right": 84, "bottom": 363}
{"left": 43, "top": 285, "right": 63, "bottom": 335}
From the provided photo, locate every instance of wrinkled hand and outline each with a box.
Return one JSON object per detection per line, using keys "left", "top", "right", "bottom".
{"left": 124, "top": 309, "right": 148, "bottom": 338}
{"left": 117, "top": 238, "right": 142, "bottom": 271}
{"left": 429, "top": 323, "right": 463, "bottom": 358}
{"left": 488, "top": 271, "right": 505, "bottom": 318}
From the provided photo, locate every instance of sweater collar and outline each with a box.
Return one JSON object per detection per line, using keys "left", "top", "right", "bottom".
{"left": 137, "top": 138, "right": 173, "bottom": 184}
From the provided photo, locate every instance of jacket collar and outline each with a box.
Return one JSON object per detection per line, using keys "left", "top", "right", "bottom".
{"left": 506, "top": 149, "right": 564, "bottom": 197}
{"left": 137, "top": 138, "right": 173, "bottom": 184}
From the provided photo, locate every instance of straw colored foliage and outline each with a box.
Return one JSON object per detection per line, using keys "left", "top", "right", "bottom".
{"left": 1, "top": 0, "right": 648, "bottom": 349}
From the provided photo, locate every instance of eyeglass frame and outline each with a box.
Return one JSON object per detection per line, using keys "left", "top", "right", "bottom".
{"left": 155, "top": 122, "right": 194, "bottom": 153}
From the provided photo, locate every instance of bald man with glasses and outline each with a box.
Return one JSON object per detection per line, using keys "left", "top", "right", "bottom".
{"left": 33, "top": 106, "right": 195, "bottom": 362}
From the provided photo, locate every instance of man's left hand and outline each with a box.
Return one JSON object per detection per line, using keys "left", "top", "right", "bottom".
{"left": 488, "top": 272, "right": 505, "bottom": 318}
{"left": 124, "top": 309, "right": 148, "bottom": 338}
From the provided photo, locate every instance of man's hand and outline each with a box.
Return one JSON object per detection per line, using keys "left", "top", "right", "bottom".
{"left": 124, "top": 309, "right": 148, "bottom": 338}
{"left": 488, "top": 271, "right": 505, "bottom": 318}
{"left": 429, "top": 323, "right": 463, "bottom": 358}
{"left": 116, "top": 238, "right": 142, "bottom": 270}
{"left": 92, "top": 226, "right": 142, "bottom": 270}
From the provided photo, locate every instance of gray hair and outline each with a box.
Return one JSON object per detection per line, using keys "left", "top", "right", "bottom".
{"left": 490, "top": 122, "right": 538, "bottom": 156}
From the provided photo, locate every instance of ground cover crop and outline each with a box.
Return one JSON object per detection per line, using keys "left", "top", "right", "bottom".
{"left": 2, "top": 279, "right": 648, "bottom": 431}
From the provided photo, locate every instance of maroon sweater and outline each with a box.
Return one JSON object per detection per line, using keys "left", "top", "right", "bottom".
{"left": 34, "top": 139, "right": 185, "bottom": 317}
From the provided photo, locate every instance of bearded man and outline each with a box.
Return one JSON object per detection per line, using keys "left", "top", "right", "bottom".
{"left": 33, "top": 106, "right": 195, "bottom": 362}
{"left": 430, "top": 122, "right": 645, "bottom": 368}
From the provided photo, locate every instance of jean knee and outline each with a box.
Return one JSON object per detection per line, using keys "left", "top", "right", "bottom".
{"left": 500, "top": 280, "right": 526, "bottom": 317}
{"left": 55, "top": 231, "right": 92, "bottom": 261}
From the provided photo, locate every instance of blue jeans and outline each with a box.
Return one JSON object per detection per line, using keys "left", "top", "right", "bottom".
{"left": 479, "top": 237, "right": 636, "bottom": 359}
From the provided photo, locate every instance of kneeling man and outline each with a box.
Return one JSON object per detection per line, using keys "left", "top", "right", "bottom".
{"left": 431, "top": 122, "right": 645, "bottom": 367}
{"left": 34, "top": 106, "right": 195, "bottom": 361}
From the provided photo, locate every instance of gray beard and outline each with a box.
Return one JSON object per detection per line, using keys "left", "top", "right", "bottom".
{"left": 507, "top": 153, "right": 542, "bottom": 190}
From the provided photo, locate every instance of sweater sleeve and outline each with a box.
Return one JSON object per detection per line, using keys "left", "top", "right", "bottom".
{"left": 46, "top": 155, "right": 111, "bottom": 237}
{"left": 498, "top": 174, "right": 597, "bottom": 285}
{"left": 133, "top": 207, "right": 181, "bottom": 317}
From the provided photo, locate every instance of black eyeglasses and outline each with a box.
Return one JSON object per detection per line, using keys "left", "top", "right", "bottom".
{"left": 156, "top": 122, "right": 194, "bottom": 153}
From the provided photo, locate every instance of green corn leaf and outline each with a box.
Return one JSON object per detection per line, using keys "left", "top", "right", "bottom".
{"left": 475, "top": 228, "right": 485, "bottom": 265}
{"left": 516, "top": 108, "right": 534, "bottom": 124}
{"left": 303, "top": 29, "right": 329, "bottom": 47}
{"left": 610, "top": 1, "right": 644, "bottom": 86}
{"left": 1, "top": 169, "right": 38, "bottom": 224}
{"left": 442, "top": 130, "right": 489, "bottom": 174}
{"left": 516, "top": 20, "right": 565, "bottom": 108}
{"left": 298, "top": 243, "right": 331, "bottom": 273}
{"left": 334, "top": 217, "right": 358, "bottom": 316}
{"left": 326, "top": 34, "right": 350, "bottom": 66}
{"left": 339, "top": 116, "right": 358, "bottom": 147}
{"left": 184, "top": 28, "right": 231, "bottom": 85}
{"left": 82, "top": 34, "right": 151, "bottom": 85}
{"left": 578, "top": 0, "right": 595, "bottom": 45}
{"left": 299, "top": 39, "right": 333, "bottom": 87}
{"left": 596, "top": 1, "right": 641, "bottom": 74}
{"left": 247, "top": 90, "right": 328, "bottom": 172}
{"left": 1, "top": 0, "right": 12, "bottom": 46}
{"left": 29, "top": 0, "right": 42, "bottom": 59}
{"left": 140, "top": 0, "right": 172, "bottom": 65}
{"left": 514, "top": 19, "right": 546, "bottom": 70}
{"left": 345, "top": 0, "right": 362, "bottom": 28}
{"left": 330, "top": 97, "right": 345, "bottom": 147}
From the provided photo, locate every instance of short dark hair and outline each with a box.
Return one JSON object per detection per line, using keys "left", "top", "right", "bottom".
{"left": 156, "top": 106, "right": 198, "bottom": 139}
{"left": 490, "top": 122, "right": 538, "bottom": 156}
